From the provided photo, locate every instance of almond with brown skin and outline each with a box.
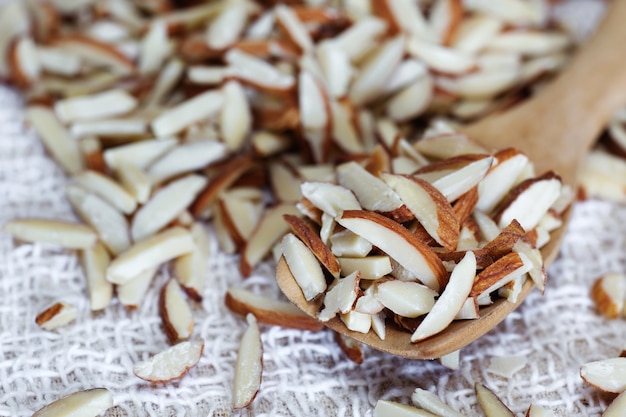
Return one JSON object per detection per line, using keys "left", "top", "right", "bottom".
{"left": 475, "top": 383, "right": 515, "bottom": 417}
{"left": 334, "top": 332, "right": 364, "bottom": 364}
{"left": 283, "top": 214, "right": 340, "bottom": 278}
{"left": 580, "top": 357, "right": 626, "bottom": 393}
{"left": 134, "top": 339, "right": 204, "bottom": 383}
{"left": 469, "top": 252, "right": 530, "bottom": 298}
{"left": 225, "top": 288, "right": 323, "bottom": 331}
{"left": 337, "top": 210, "right": 447, "bottom": 292}
{"left": 232, "top": 314, "right": 263, "bottom": 409}
{"left": 35, "top": 302, "right": 77, "bottom": 331}
{"left": 159, "top": 278, "right": 194, "bottom": 344}
{"left": 590, "top": 273, "right": 626, "bottom": 319}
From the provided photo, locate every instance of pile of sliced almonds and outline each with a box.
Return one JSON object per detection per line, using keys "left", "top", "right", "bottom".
{"left": 282, "top": 131, "right": 571, "bottom": 342}
{"left": 0, "top": 0, "right": 579, "bottom": 412}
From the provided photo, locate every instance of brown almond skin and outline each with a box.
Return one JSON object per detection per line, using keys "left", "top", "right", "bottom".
{"left": 334, "top": 332, "right": 364, "bottom": 364}
{"left": 469, "top": 252, "right": 525, "bottom": 297}
{"left": 453, "top": 186, "right": 479, "bottom": 226}
{"left": 35, "top": 302, "right": 64, "bottom": 327}
{"left": 224, "top": 291, "right": 324, "bottom": 331}
{"left": 590, "top": 276, "right": 622, "bottom": 319}
{"left": 159, "top": 280, "right": 192, "bottom": 345}
{"left": 283, "top": 214, "right": 341, "bottom": 278}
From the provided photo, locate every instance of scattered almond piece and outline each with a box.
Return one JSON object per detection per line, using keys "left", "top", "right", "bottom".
{"left": 580, "top": 357, "right": 626, "bottom": 393}
{"left": 133, "top": 339, "right": 204, "bottom": 383}
{"left": 159, "top": 278, "right": 194, "bottom": 344}
{"left": 4, "top": 218, "right": 97, "bottom": 249}
{"left": 35, "top": 302, "right": 77, "bottom": 331}
{"left": 591, "top": 273, "right": 626, "bottom": 319}
{"left": 32, "top": 388, "right": 113, "bottom": 417}
{"left": 232, "top": 314, "right": 263, "bottom": 409}
{"left": 475, "top": 383, "right": 515, "bottom": 417}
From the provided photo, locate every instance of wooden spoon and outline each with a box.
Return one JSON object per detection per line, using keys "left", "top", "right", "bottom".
{"left": 276, "top": 1, "right": 626, "bottom": 359}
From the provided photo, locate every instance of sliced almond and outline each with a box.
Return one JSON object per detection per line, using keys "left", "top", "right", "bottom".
{"left": 32, "top": 388, "right": 113, "bottom": 417}
{"left": 54, "top": 89, "right": 137, "bottom": 124}
{"left": 486, "top": 32, "right": 569, "bottom": 57}
{"left": 407, "top": 36, "right": 474, "bottom": 75}
{"left": 590, "top": 273, "right": 626, "bottom": 319}
{"left": 469, "top": 252, "right": 532, "bottom": 298}
{"left": 382, "top": 174, "right": 459, "bottom": 251}
{"left": 205, "top": 0, "right": 248, "bottom": 50}
{"left": 35, "top": 302, "right": 77, "bottom": 331}
{"left": 151, "top": 89, "right": 224, "bottom": 138}
{"left": 374, "top": 400, "right": 439, "bottom": 417}
{"left": 73, "top": 170, "right": 137, "bottom": 215}
{"left": 300, "top": 181, "right": 361, "bottom": 218}
{"left": 143, "top": 58, "right": 185, "bottom": 109}
{"left": 275, "top": 4, "right": 313, "bottom": 54}
{"left": 117, "top": 266, "right": 159, "bottom": 309}
{"left": 411, "top": 388, "right": 466, "bottom": 417}
{"left": 221, "top": 80, "right": 252, "bottom": 152}
{"left": 317, "top": 41, "right": 353, "bottom": 99}
{"left": 386, "top": 74, "right": 433, "bottom": 122}
{"left": 103, "top": 138, "right": 177, "bottom": 171}
{"left": 318, "top": 271, "right": 360, "bottom": 321}
{"left": 66, "top": 184, "right": 130, "bottom": 256}
{"left": 131, "top": 174, "right": 207, "bottom": 242}
{"left": 115, "top": 163, "right": 152, "bottom": 205}
{"left": 284, "top": 214, "right": 340, "bottom": 278}
{"left": 476, "top": 148, "right": 530, "bottom": 213}
{"left": 475, "top": 383, "right": 515, "bottom": 417}
{"left": 337, "top": 210, "right": 447, "bottom": 291}
{"left": 411, "top": 251, "right": 476, "bottom": 342}
{"left": 334, "top": 332, "right": 364, "bottom": 364}
{"left": 50, "top": 35, "right": 136, "bottom": 75}
{"left": 80, "top": 243, "right": 113, "bottom": 311}
{"left": 333, "top": 16, "right": 387, "bottom": 62}
{"left": 281, "top": 233, "right": 327, "bottom": 302}
{"left": 0, "top": 2, "right": 30, "bottom": 78}
{"left": 232, "top": 314, "right": 263, "bottom": 409}
{"left": 581, "top": 357, "right": 626, "bottom": 393}
{"left": 106, "top": 227, "right": 195, "bottom": 285}
{"left": 494, "top": 171, "right": 562, "bottom": 230}
{"left": 133, "top": 339, "right": 204, "bottom": 383}
{"left": 375, "top": 279, "right": 437, "bottom": 318}
{"left": 414, "top": 133, "right": 487, "bottom": 160}
{"left": 240, "top": 204, "right": 300, "bottom": 276}
{"left": 174, "top": 222, "right": 210, "bottom": 301}
{"left": 340, "top": 309, "right": 372, "bottom": 333}
{"left": 225, "top": 49, "right": 295, "bottom": 93}
{"left": 4, "top": 218, "right": 97, "bottom": 249}
{"left": 338, "top": 256, "right": 392, "bottom": 280}
{"left": 25, "top": 106, "right": 84, "bottom": 175}
{"left": 329, "top": 229, "right": 373, "bottom": 258}
{"left": 160, "top": 278, "right": 194, "bottom": 344}
{"left": 225, "top": 288, "right": 323, "bottom": 331}
{"left": 9, "top": 37, "right": 41, "bottom": 87}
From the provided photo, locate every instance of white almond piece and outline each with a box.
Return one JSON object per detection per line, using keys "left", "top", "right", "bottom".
{"left": 340, "top": 310, "right": 372, "bottom": 333}
{"left": 411, "top": 388, "right": 467, "bottom": 417}
{"left": 591, "top": 273, "right": 626, "bottom": 319}
{"left": 32, "top": 388, "right": 113, "bottom": 417}
{"left": 407, "top": 36, "right": 474, "bottom": 75}
{"left": 70, "top": 118, "right": 148, "bottom": 140}
{"left": 25, "top": 106, "right": 84, "bottom": 175}
{"left": 269, "top": 161, "right": 302, "bottom": 203}
{"left": 513, "top": 239, "right": 546, "bottom": 292}
{"left": 411, "top": 251, "right": 476, "bottom": 342}
{"left": 80, "top": 243, "right": 113, "bottom": 311}
{"left": 581, "top": 358, "right": 626, "bottom": 393}
{"left": 116, "top": 163, "right": 151, "bottom": 205}
{"left": 355, "top": 290, "right": 385, "bottom": 315}
{"left": 143, "top": 58, "right": 185, "bottom": 109}
{"left": 375, "top": 280, "right": 437, "bottom": 318}
{"left": 174, "top": 222, "right": 210, "bottom": 301}
{"left": 131, "top": 174, "right": 207, "bottom": 242}
{"left": 299, "top": 71, "right": 329, "bottom": 132}
{"left": 275, "top": 5, "right": 313, "bottom": 53}
{"left": 37, "top": 47, "right": 82, "bottom": 76}
{"left": 336, "top": 161, "right": 405, "bottom": 214}
{"left": 73, "top": 170, "right": 137, "bottom": 215}
{"left": 66, "top": 184, "right": 130, "bottom": 256}
{"left": 0, "top": 2, "right": 30, "bottom": 77}
{"left": 106, "top": 227, "right": 195, "bottom": 285}
{"left": 349, "top": 36, "right": 405, "bottom": 106}
{"left": 417, "top": 156, "right": 493, "bottom": 202}
{"left": 4, "top": 218, "right": 97, "bottom": 249}
{"left": 245, "top": 10, "right": 274, "bottom": 40}
{"left": 187, "top": 65, "right": 227, "bottom": 84}
{"left": 330, "top": 100, "right": 364, "bottom": 154}
{"left": 151, "top": 90, "right": 224, "bottom": 138}
{"left": 13, "top": 37, "right": 41, "bottom": 85}
{"left": 206, "top": 0, "right": 248, "bottom": 50}
{"left": 241, "top": 204, "right": 301, "bottom": 276}
{"left": 317, "top": 41, "right": 353, "bottom": 98}
{"left": 233, "top": 314, "right": 263, "bottom": 409}
{"left": 147, "top": 139, "right": 227, "bottom": 185}
{"left": 374, "top": 400, "right": 439, "bottom": 417}
{"left": 488, "top": 355, "right": 528, "bottom": 379}
{"left": 386, "top": 74, "right": 433, "bottom": 122}
{"left": 221, "top": 193, "right": 264, "bottom": 242}
{"left": 338, "top": 256, "right": 392, "bottom": 280}
{"left": 333, "top": 16, "right": 387, "bottom": 62}
{"left": 281, "top": 233, "right": 327, "bottom": 302}
{"left": 35, "top": 302, "right": 77, "bottom": 331}
{"left": 160, "top": 278, "right": 194, "bottom": 343}
{"left": 477, "top": 151, "right": 530, "bottom": 213}
{"left": 301, "top": 182, "right": 361, "bottom": 218}
{"left": 384, "top": 59, "right": 428, "bottom": 95}
{"left": 437, "top": 69, "right": 520, "bottom": 100}
{"left": 475, "top": 383, "right": 515, "bottom": 417}
{"left": 139, "top": 19, "right": 168, "bottom": 74}
{"left": 319, "top": 272, "right": 360, "bottom": 322}
{"left": 55, "top": 89, "right": 137, "bottom": 123}
{"left": 496, "top": 174, "right": 562, "bottom": 230}
{"left": 451, "top": 14, "right": 502, "bottom": 54}
{"left": 371, "top": 312, "right": 386, "bottom": 340}
{"left": 221, "top": 80, "right": 252, "bottom": 152}
{"left": 225, "top": 49, "right": 295, "bottom": 92}
{"left": 133, "top": 339, "right": 204, "bottom": 383}
{"left": 104, "top": 138, "right": 177, "bottom": 171}
{"left": 439, "top": 350, "right": 460, "bottom": 370}
{"left": 251, "top": 131, "right": 291, "bottom": 156}
{"left": 414, "top": 133, "right": 487, "bottom": 160}
{"left": 455, "top": 298, "right": 480, "bottom": 319}
{"left": 486, "top": 32, "right": 569, "bottom": 57}
{"left": 601, "top": 390, "right": 626, "bottom": 417}
{"left": 117, "top": 266, "right": 158, "bottom": 309}
{"left": 330, "top": 229, "right": 373, "bottom": 258}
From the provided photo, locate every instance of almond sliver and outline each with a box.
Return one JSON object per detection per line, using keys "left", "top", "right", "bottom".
{"left": 4, "top": 218, "right": 97, "bottom": 249}
{"left": 151, "top": 90, "right": 224, "bottom": 138}
{"left": 54, "top": 89, "right": 138, "bottom": 123}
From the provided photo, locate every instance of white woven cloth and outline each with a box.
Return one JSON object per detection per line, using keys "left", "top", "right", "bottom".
{"left": 2, "top": 2, "right": 626, "bottom": 416}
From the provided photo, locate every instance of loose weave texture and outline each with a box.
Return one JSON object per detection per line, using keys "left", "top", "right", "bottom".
{"left": 2, "top": 2, "right": 626, "bottom": 416}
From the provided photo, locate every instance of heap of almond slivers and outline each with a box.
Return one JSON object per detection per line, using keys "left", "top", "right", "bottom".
{"left": 281, "top": 131, "right": 573, "bottom": 342}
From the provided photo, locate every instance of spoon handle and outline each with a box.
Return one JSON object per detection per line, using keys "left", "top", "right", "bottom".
{"left": 464, "top": 1, "right": 626, "bottom": 184}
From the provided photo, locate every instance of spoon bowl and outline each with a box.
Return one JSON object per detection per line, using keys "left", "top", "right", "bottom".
{"left": 276, "top": 1, "right": 626, "bottom": 359}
